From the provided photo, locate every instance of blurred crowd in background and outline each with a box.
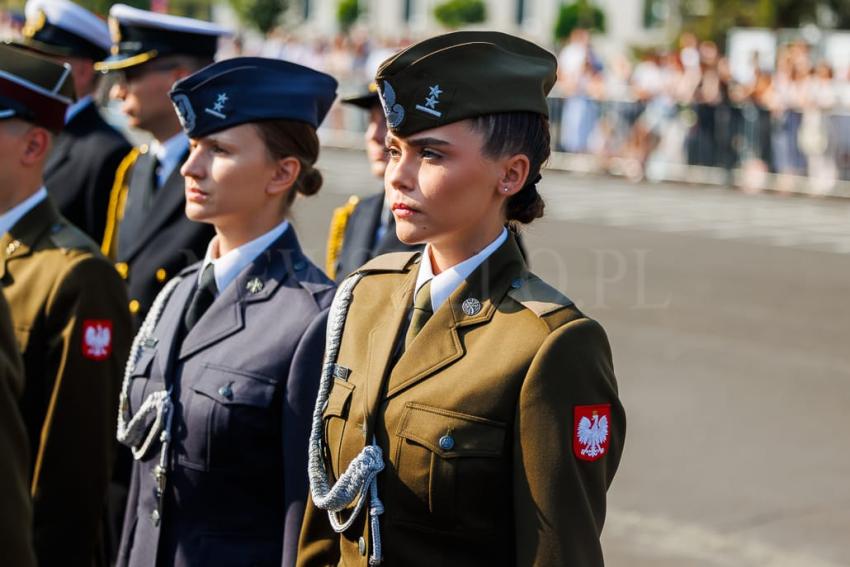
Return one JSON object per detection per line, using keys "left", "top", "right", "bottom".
{"left": 3, "top": 7, "right": 848, "bottom": 193}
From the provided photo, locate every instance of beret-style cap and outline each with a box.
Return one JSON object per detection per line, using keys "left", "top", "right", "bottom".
{"left": 375, "top": 31, "right": 557, "bottom": 137}
{"left": 95, "top": 4, "right": 230, "bottom": 72}
{"left": 13, "top": 0, "right": 111, "bottom": 60}
{"left": 169, "top": 57, "right": 338, "bottom": 138}
{"left": 0, "top": 43, "right": 74, "bottom": 131}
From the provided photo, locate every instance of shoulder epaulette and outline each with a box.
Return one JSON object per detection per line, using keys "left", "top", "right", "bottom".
{"left": 325, "top": 195, "right": 361, "bottom": 279}
{"left": 507, "top": 274, "right": 574, "bottom": 318}
{"left": 354, "top": 251, "right": 420, "bottom": 274}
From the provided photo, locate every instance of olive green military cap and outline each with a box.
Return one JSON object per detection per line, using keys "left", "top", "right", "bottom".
{"left": 375, "top": 31, "right": 557, "bottom": 137}
{"left": 0, "top": 43, "right": 74, "bottom": 131}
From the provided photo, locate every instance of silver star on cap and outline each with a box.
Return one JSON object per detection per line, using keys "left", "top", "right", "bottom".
{"left": 246, "top": 278, "right": 264, "bottom": 294}
{"left": 461, "top": 297, "right": 482, "bottom": 316}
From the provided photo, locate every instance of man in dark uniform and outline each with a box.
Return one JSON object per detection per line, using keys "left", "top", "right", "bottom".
{"left": 0, "top": 44, "right": 132, "bottom": 567}
{"left": 13, "top": 0, "right": 131, "bottom": 242}
{"left": 96, "top": 4, "right": 229, "bottom": 328}
{"left": 326, "top": 83, "right": 421, "bottom": 282}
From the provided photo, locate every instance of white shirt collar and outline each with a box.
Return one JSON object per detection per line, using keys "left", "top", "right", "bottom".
{"left": 65, "top": 95, "right": 94, "bottom": 124}
{"left": 0, "top": 188, "right": 48, "bottom": 236}
{"left": 200, "top": 219, "right": 291, "bottom": 294}
{"left": 150, "top": 132, "right": 189, "bottom": 186}
{"left": 414, "top": 227, "right": 508, "bottom": 312}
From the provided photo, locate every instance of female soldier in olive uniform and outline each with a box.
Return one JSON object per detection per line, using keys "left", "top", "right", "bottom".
{"left": 298, "top": 32, "right": 625, "bottom": 567}
{"left": 116, "top": 58, "right": 337, "bottom": 567}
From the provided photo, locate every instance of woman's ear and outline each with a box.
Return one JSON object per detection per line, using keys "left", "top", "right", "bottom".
{"left": 267, "top": 156, "right": 301, "bottom": 197}
{"left": 498, "top": 154, "right": 531, "bottom": 197}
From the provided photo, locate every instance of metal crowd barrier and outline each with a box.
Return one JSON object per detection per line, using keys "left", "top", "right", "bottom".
{"left": 322, "top": 96, "right": 850, "bottom": 198}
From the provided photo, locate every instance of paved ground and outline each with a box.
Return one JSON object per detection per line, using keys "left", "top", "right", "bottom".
{"left": 294, "top": 148, "right": 850, "bottom": 567}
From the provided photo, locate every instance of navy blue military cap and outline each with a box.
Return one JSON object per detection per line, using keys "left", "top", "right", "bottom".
{"left": 15, "top": 0, "right": 112, "bottom": 60}
{"left": 169, "top": 57, "right": 338, "bottom": 138}
{"left": 95, "top": 4, "right": 229, "bottom": 72}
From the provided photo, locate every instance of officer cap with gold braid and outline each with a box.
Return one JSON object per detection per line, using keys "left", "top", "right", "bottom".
{"left": 0, "top": 43, "right": 74, "bottom": 132}
{"left": 95, "top": 4, "right": 229, "bottom": 72}
{"left": 14, "top": 0, "right": 112, "bottom": 61}
{"left": 375, "top": 31, "right": 557, "bottom": 137}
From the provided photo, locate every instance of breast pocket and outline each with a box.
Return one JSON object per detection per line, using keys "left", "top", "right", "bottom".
{"left": 181, "top": 364, "right": 278, "bottom": 472}
{"left": 395, "top": 402, "right": 508, "bottom": 534}
{"left": 322, "top": 377, "right": 355, "bottom": 479}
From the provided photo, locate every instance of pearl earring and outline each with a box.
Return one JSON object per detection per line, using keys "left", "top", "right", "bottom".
{"left": 503, "top": 186, "right": 509, "bottom": 193}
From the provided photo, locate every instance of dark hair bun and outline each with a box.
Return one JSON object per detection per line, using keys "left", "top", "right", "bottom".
{"left": 297, "top": 166, "right": 323, "bottom": 196}
{"left": 507, "top": 183, "right": 545, "bottom": 224}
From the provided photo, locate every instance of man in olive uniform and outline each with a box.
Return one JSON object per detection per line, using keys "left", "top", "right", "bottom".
{"left": 96, "top": 4, "right": 228, "bottom": 328}
{"left": 12, "top": 0, "right": 131, "bottom": 242}
{"left": 326, "top": 83, "right": 421, "bottom": 282}
{"left": 0, "top": 295, "right": 36, "bottom": 567}
{"left": 0, "top": 44, "right": 132, "bottom": 567}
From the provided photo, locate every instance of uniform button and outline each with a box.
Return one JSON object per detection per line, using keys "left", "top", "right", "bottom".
{"left": 439, "top": 434, "right": 455, "bottom": 451}
{"left": 218, "top": 384, "right": 233, "bottom": 400}
{"left": 150, "top": 509, "right": 160, "bottom": 526}
{"left": 156, "top": 268, "right": 167, "bottom": 282}
{"left": 129, "top": 299, "right": 140, "bottom": 314}
{"left": 293, "top": 260, "right": 307, "bottom": 271}
{"left": 139, "top": 143, "right": 149, "bottom": 154}
{"left": 511, "top": 278, "right": 523, "bottom": 289}
{"left": 115, "top": 262, "right": 129, "bottom": 279}
{"left": 358, "top": 536, "right": 366, "bottom": 556}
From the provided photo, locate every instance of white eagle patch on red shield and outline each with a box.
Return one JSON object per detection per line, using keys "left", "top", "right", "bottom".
{"left": 82, "top": 320, "right": 112, "bottom": 361}
{"left": 573, "top": 404, "right": 611, "bottom": 462}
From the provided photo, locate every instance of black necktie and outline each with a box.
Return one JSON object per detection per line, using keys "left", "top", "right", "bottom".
{"left": 184, "top": 263, "right": 217, "bottom": 333}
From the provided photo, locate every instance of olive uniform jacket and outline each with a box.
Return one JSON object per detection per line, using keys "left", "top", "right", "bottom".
{"left": 0, "top": 198, "right": 132, "bottom": 567}
{"left": 0, "top": 294, "right": 36, "bottom": 567}
{"left": 44, "top": 100, "right": 132, "bottom": 243}
{"left": 117, "top": 228, "right": 335, "bottom": 567}
{"left": 297, "top": 235, "right": 625, "bottom": 567}
{"left": 110, "top": 146, "right": 215, "bottom": 329}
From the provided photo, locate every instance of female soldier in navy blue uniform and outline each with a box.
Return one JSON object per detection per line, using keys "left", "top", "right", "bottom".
{"left": 115, "top": 58, "right": 337, "bottom": 567}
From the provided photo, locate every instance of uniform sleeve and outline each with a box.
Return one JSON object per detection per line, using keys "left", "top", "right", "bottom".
{"left": 513, "top": 317, "right": 626, "bottom": 567}
{"left": 283, "top": 308, "right": 330, "bottom": 567}
{"left": 31, "top": 255, "right": 132, "bottom": 567}
{"left": 0, "top": 298, "right": 37, "bottom": 567}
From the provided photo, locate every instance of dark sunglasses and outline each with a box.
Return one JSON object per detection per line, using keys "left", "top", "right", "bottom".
{"left": 117, "top": 62, "right": 180, "bottom": 84}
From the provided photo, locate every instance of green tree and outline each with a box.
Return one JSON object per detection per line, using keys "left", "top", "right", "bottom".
{"left": 683, "top": 0, "right": 849, "bottom": 45}
{"left": 554, "top": 0, "right": 605, "bottom": 41}
{"left": 229, "top": 0, "right": 286, "bottom": 34}
{"left": 337, "top": 0, "right": 360, "bottom": 31}
{"left": 74, "top": 0, "right": 148, "bottom": 17}
{"left": 433, "top": 0, "right": 486, "bottom": 29}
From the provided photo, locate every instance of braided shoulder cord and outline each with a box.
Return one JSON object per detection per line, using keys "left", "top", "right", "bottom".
{"left": 307, "top": 272, "right": 386, "bottom": 565}
{"left": 116, "top": 276, "right": 183, "bottom": 459}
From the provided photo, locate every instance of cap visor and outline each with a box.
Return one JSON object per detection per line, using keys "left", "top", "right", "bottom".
{"left": 4, "top": 38, "right": 75, "bottom": 59}
{"left": 341, "top": 93, "right": 380, "bottom": 109}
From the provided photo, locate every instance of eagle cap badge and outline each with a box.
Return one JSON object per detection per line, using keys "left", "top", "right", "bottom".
{"left": 82, "top": 320, "right": 113, "bottom": 361}
{"left": 573, "top": 404, "right": 611, "bottom": 462}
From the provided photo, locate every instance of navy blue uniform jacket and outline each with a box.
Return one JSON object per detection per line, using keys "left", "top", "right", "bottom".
{"left": 116, "top": 227, "right": 335, "bottom": 567}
